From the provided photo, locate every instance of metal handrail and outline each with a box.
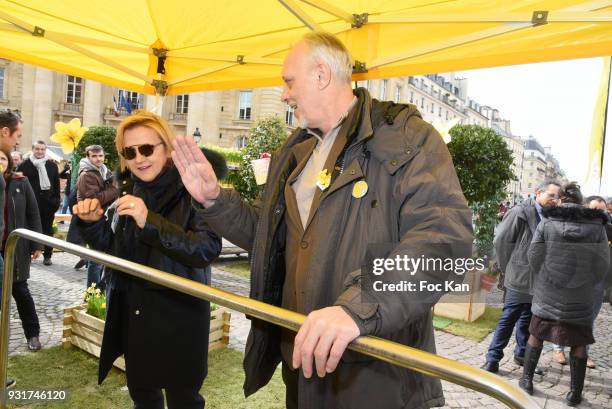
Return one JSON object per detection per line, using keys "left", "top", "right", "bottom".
{"left": 0, "top": 229, "right": 539, "bottom": 408}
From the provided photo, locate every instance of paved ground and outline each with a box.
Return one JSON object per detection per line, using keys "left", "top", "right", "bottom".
{"left": 5, "top": 250, "right": 611, "bottom": 408}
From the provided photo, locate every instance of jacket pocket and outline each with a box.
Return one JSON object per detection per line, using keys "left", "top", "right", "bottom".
{"left": 506, "top": 261, "right": 531, "bottom": 288}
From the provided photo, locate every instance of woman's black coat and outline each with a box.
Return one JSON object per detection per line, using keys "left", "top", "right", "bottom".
{"left": 3, "top": 175, "right": 43, "bottom": 282}
{"left": 528, "top": 204, "right": 610, "bottom": 324}
{"left": 78, "top": 166, "right": 222, "bottom": 388}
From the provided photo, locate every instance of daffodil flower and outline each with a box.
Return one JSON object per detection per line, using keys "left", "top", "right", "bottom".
{"left": 316, "top": 169, "right": 331, "bottom": 191}
{"left": 432, "top": 117, "right": 460, "bottom": 144}
{"left": 50, "top": 118, "right": 88, "bottom": 154}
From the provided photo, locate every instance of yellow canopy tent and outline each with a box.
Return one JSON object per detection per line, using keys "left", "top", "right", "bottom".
{"left": 0, "top": 0, "right": 611, "bottom": 95}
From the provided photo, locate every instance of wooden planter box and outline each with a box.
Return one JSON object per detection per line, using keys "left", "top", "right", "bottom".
{"left": 62, "top": 304, "right": 231, "bottom": 371}
{"left": 433, "top": 268, "right": 486, "bottom": 322}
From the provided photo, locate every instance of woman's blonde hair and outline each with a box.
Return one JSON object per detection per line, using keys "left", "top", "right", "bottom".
{"left": 116, "top": 110, "right": 175, "bottom": 170}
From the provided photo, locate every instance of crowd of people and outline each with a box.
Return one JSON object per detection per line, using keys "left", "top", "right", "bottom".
{"left": 0, "top": 29, "right": 610, "bottom": 409}
{"left": 486, "top": 182, "right": 611, "bottom": 406}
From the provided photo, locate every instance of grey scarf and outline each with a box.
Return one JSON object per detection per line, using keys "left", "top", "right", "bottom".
{"left": 30, "top": 157, "right": 51, "bottom": 190}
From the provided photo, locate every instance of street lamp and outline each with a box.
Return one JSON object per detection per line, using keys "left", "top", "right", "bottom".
{"left": 193, "top": 127, "right": 202, "bottom": 144}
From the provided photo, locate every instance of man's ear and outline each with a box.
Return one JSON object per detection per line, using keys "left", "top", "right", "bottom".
{"left": 316, "top": 62, "right": 332, "bottom": 90}
{"left": 0, "top": 127, "right": 7, "bottom": 139}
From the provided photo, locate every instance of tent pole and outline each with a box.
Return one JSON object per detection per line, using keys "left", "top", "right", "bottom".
{"left": 368, "top": 11, "right": 612, "bottom": 24}
{"left": 0, "top": 11, "right": 152, "bottom": 83}
{"left": 278, "top": 0, "right": 323, "bottom": 31}
{"left": 299, "top": 0, "right": 353, "bottom": 22}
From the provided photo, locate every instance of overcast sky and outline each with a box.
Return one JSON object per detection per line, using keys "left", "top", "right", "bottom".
{"left": 456, "top": 57, "right": 612, "bottom": 196}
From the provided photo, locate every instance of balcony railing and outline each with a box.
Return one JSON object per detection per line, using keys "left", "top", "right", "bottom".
{"left": 58, "top": 102, "right": 83, "bottom": 113}
{"left": 170, "top": 112, "right": 187, "bottom": 121}
{"left": 104, "top": 107, "right": 131, "bottom": 117}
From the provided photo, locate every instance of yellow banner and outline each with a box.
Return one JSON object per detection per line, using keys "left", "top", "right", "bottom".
{"left": 584, "top": 57, "right": 611, "bottom": 194}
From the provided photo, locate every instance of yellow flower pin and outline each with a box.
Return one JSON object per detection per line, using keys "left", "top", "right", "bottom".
{"left": 50, "top": 118, "right": 88, "bottom": 154}
{"left": 316, "top": 169, "right": 331, "bottom": 191}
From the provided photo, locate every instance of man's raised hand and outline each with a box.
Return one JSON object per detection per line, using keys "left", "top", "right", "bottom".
{"left": 172, "top": 135, "right": 220, "bottom": 207}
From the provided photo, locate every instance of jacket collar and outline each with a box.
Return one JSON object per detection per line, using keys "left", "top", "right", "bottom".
{"left": 9, "top": 172, "right": 25, "bottom": 181}
{"left": 543, "top": 203, "right": 610, "bottom": 224}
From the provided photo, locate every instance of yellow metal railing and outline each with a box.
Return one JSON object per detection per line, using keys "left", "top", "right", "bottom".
{"left": 0, "top": 229, "right": 539, "bottom": 408}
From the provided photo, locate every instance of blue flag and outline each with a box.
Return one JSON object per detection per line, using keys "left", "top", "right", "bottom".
{"left": 119, "top": 92, "right": 132, "bottom": 114}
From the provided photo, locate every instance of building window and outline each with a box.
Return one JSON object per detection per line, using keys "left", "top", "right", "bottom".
{"left": 420, "top": 97, "right": 424, "bottom": 109}
{"left": 528, "top": 183, "right": 532, "bottom": 189}
{"left": 438, "top": 107, "right": 442, "bottom": 117}
{"left": 239, "top": 90, "right": 252, "bottom": 120}
{"left": 380, "top": 80, "right": 387, "bottom": 100}
{"left": 410, "top": 91, "right": 414, "bottom": 103}
{"left": 445, "top": 110, "right": 449, "bottom": 120}
{"left": 236, "top": 135, "right": 247, "bottom": 149}
{"left": 118, "top": 89, "right": 144, "bottom": 111}
{"left": 65, "top": 76, "right": 82, "bottom": 104}
{"left": 176, "top": 94, "right": 189, "bottom": 113}
{"left": 394, "top": 86, "right": 401, "bottom": 103}
{"left": 285, "top": 105, "right": 295, "bottom": 126}
{"left": 430, "top": 103, "right": 434, "bottom": 113}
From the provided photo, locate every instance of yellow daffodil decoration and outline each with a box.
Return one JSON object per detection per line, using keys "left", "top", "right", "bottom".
{"left": 50, "top": 118, "right": 88, "bottom": 154}
{"left": 432, "top": 117, "right": 460, "bottom": 144}
{"left": 316, "top": 169, "right": 331, "bottom": 191}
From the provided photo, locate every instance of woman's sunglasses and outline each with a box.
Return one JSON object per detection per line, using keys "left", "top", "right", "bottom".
{"left": 121, "top": 142, "right": 164, "bottom": 160}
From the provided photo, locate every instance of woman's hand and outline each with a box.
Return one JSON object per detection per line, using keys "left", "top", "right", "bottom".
{"left": 73, "top": 198, "right": 104, "bottom": 222}
{"left": 116, "top": 195, "right": 148, "bottom": 229}
{"left": 31, "top": 250, "right": 42, "bottom": 260}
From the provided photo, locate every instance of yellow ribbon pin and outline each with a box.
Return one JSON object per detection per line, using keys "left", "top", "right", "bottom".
{"left": 352, "top": 180, "right": 368, "bottom": 198}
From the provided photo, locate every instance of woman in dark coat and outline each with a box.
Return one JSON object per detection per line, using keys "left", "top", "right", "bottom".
{"left": 0, "top": 150, "right": 43, "bottom": 351}
{"left": 74, "top": 111, "right": 222, "bottom": 409}
{"left": 521, "top": 182, "right": 610, "bottom": 405}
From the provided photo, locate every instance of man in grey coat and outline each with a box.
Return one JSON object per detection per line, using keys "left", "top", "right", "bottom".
{"left": 483, "top": 181, "right": 560, "bottom": 373}
{"left": 173, "top": 32, "right": 473, "bottom": 409}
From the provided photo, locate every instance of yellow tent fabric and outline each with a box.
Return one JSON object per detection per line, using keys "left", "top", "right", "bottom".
{"left": 1, "top": 0, "right": 611, "bottom": 95}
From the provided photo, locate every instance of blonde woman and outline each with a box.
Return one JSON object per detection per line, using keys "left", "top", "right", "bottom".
{"left": 74, "top": 111, "right": 222, "bottom": 409}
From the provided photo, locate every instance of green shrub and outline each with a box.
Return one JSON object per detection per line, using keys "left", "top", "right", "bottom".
{"left": 74, "top": 126, "right": 119, "bottom": 180}
{"left": 203, "top": 145, "right": 242, "bottom": 166}
{"left": 233, "top": 117, "right": 288, "bottom": 203}
{"left": 447, "top": 125, "right": 516, "bottom": 257}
